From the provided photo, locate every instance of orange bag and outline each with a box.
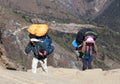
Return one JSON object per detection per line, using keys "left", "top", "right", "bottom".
{"left": 27, "top": 24, "right": 48, "bottom": 36}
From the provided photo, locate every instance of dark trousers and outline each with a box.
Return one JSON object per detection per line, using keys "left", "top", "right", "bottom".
{"left": 82, "top": 56, "right": 93, "bottom": 70}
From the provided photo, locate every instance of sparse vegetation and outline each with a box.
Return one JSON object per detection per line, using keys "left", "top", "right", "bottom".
{"left": 0, "top": 0, "right": 120, "bottom": 70}
{"left": 41, "top": 15, "right": 72, "bottom": 23}
{"left": 49, "top": 30, "right": 75, "bottom": 51}
{"left": 93, "top": 58, "right": 110, "bottom": 70}
{"left": 49, "top": 26, "right": 120, "bottom": 69}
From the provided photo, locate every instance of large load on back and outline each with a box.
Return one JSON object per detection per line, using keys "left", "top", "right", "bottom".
{"left": 26, "top": 24, "right": 54, "bottom": 57}
{"left": 72, "top": 28, "right": 98, "bottom": 49}
{"left": 27, "top": 24, "right": 48, "bottom": 37}
{"left": 72, "top": 28, "right": 98, "bottom": 48}
{"left": 76, "top": 28, "right": 98, "bottom": 45}
{"left": 72, "top": 28, "right": 98, "bottom": 60}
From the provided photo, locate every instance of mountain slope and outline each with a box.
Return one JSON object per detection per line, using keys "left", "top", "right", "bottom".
{"left": 0, "top": 67, "right": 120, "bottom": 84}
{"left": 94, "top": 0, "right": 120, "bottom": 32}
{"left": 0, "top": 1, "right": 120, "bottom": 71}
{"left": 0, "top": 0, "right": 113, "bottom": 22}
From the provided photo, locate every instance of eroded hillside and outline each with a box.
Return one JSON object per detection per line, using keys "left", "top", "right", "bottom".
{"left": 0, "top": 0, "right": 113, "bottom": 22}
{"left": 0, "top": 2, "right": 120, "bottom": 71}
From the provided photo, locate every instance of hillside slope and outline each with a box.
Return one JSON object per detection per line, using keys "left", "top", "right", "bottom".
{"left": 0, "top": 2, "right": 120, "bottom": 71}
{"left": 0, "top": 66, "right": 120, "bottom": 84}
{"left": 0, "top": 0, "right": 113, "bottom": 22}
{"left": 94, "top": 0, "right": 120, "bottom": 32}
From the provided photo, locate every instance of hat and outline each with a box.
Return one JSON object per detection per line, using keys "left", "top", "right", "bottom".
{"left": 30, "top": 38, "right": 39, "bottom": 42}
{"left": 85, "top": 37, "right": 95, "bottom": 43}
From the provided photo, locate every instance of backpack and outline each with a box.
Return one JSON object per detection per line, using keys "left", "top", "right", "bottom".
{"left": 83, "top": 43, "right": 94, "bottom": 59}
{"left": 37, "top": 40, "right": 47, "bottom": 57}
{"left": 36, "top": 35, "right": 54, "bottom": 57}
{"left": 82, "top": 36, "right": 97, "bottom": 58}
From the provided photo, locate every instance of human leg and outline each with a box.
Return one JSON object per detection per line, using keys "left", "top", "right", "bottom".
{"left": 32, "top": 57, "right": 39, "bottom": 73}
{"left": 82, "top": 58, "right": 88, "bottom": 70}
{"left": 39, "top": 58, "right": 48, "bottom": 73}
{"left": 88, "top": 56, "right": 93, "bottom": 69}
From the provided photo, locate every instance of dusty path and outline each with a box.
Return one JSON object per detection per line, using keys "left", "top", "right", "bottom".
{"left": 0, "top": 66, "right": 120, "bottom": 84}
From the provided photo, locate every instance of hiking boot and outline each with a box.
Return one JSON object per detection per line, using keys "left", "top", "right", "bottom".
{"left": 82, "top": 66, "right": 87, "bottom": 71}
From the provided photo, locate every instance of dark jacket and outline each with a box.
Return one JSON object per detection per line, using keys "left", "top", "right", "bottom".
{"left": 25, "top": 42, "right": 47, "bottom": 59}
{"left": 25, "top": 34, "right": 54, "bottom": 59}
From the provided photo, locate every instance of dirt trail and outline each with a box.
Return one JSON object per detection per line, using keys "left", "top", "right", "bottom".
{"left": 0, "top": 66, "right": 120, "bottom": 84}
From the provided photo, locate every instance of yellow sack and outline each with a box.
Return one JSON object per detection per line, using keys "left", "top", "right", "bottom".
{"left": 27, "top": 24, "right": 48, "bottom": 36}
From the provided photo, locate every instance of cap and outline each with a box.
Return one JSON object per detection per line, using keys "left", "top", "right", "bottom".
{"left": 30, "top": 38, "right": 40, "bottom": 42}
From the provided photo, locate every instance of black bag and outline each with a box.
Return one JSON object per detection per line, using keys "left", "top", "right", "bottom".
{"left": 76, "top": 28, "right": 98, "bottom": 45}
